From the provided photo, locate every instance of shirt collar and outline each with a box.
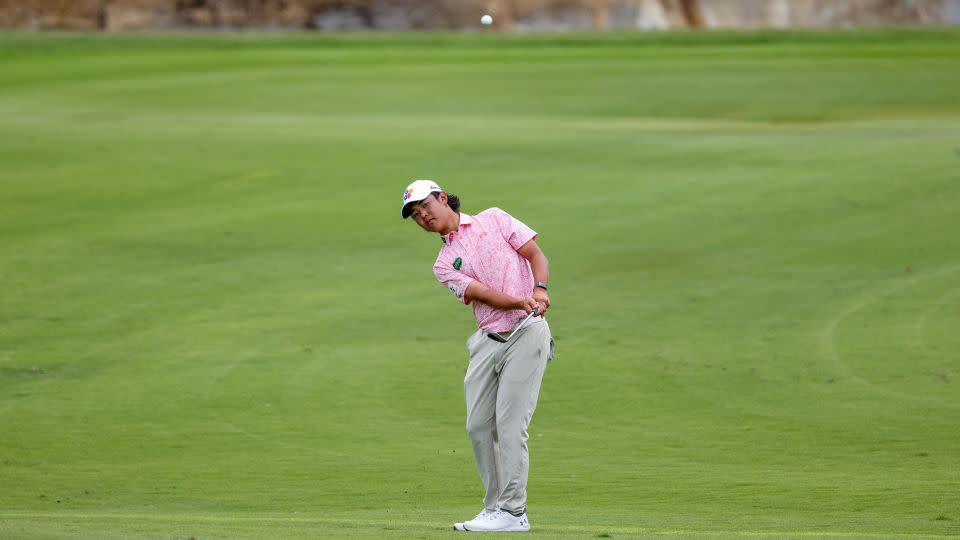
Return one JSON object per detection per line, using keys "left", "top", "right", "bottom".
{"left": 441, "top": 213, "right": 472, "bottom": 244}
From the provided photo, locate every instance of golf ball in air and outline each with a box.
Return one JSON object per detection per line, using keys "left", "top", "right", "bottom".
{"left": 481, "top": 14, "right": 493, "bottom": 25}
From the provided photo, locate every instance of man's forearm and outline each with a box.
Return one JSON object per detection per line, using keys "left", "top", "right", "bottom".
{"left": 517, "top": 239, "right": 549, "bottom": 287}
{"left": 464, "top": 281, "right": 522, "bottom": 310}
{"left": 529, "top": 252, "right": 549, "bottom": 286}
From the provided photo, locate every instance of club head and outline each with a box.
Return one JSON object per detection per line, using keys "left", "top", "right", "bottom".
{"left": 488, "top": 333, "right": 508, "bottom": 343}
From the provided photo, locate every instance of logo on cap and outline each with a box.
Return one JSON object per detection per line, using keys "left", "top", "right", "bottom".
{"left": 403, "top": 188, "right": 414, "bottom": 201}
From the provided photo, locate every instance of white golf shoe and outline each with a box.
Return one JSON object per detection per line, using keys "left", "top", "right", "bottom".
{"left": 459, "top": 508, "right": 531, "bottom": 532}
{"left": 454, "top": 509, "right": 495, "bottom": 531}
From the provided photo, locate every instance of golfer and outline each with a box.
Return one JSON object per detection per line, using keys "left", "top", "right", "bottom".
{"left": 401, "top": 180, "right": 554, "bottom": 533}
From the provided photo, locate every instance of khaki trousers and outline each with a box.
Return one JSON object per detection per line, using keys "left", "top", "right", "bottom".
{"left": 464, "top": 317, "right": 553, "bottom": 514}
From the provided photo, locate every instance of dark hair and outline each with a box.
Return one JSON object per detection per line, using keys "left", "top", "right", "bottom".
{"left": 433, "top": 191, "right": 460, "bottom": 213}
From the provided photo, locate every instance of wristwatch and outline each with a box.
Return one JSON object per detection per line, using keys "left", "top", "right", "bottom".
{"left": 535, "top": 281, "right": 548, "bottom": 291}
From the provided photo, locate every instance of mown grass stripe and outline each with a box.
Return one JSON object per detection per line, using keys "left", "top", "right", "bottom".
{"left": 0, "top": 513, "right": 955, "bottom": 539}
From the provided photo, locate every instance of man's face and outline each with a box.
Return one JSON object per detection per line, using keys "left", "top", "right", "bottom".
{"left": 410, "top": 193, "right": 447, "bottom": 233}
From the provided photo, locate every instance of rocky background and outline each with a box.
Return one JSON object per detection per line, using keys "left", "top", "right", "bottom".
{"left": 1, "top": 0, "right": 958, "bottom": 31}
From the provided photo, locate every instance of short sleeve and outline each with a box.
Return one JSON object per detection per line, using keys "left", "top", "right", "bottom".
{"left": 489, "top": 207, "right": 537, "bottom": 251}
{"left": 433, "top": 258, "right": 475, "bottom": 305}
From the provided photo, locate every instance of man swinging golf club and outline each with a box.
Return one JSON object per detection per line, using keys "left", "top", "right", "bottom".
{"left": 402, "top": 179, "right": 554, "bottom": 533}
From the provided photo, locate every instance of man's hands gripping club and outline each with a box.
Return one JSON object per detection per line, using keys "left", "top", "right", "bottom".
{"left": 464, "top": 282, "right": 549, "bottom": 317}
{"left": 532, "top": 287, "right": 550, "bottom": 316}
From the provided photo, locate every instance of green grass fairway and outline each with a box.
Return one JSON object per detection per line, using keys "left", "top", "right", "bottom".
{"left": 2, "top": 29, "right": 959, "bottom": 539}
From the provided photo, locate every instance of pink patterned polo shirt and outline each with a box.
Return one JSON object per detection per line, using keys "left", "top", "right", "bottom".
{"left": 433, "top": 208, "right": 538, "bottom": 333}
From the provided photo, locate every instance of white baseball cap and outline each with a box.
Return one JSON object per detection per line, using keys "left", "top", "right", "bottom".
{"left": 401, "top": 179, "right": 442, "bottom": 219}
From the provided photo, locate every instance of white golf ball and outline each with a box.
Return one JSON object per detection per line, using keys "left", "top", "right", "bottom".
{"left": 481, "top": 14, "right": 493, "bottom": 25}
